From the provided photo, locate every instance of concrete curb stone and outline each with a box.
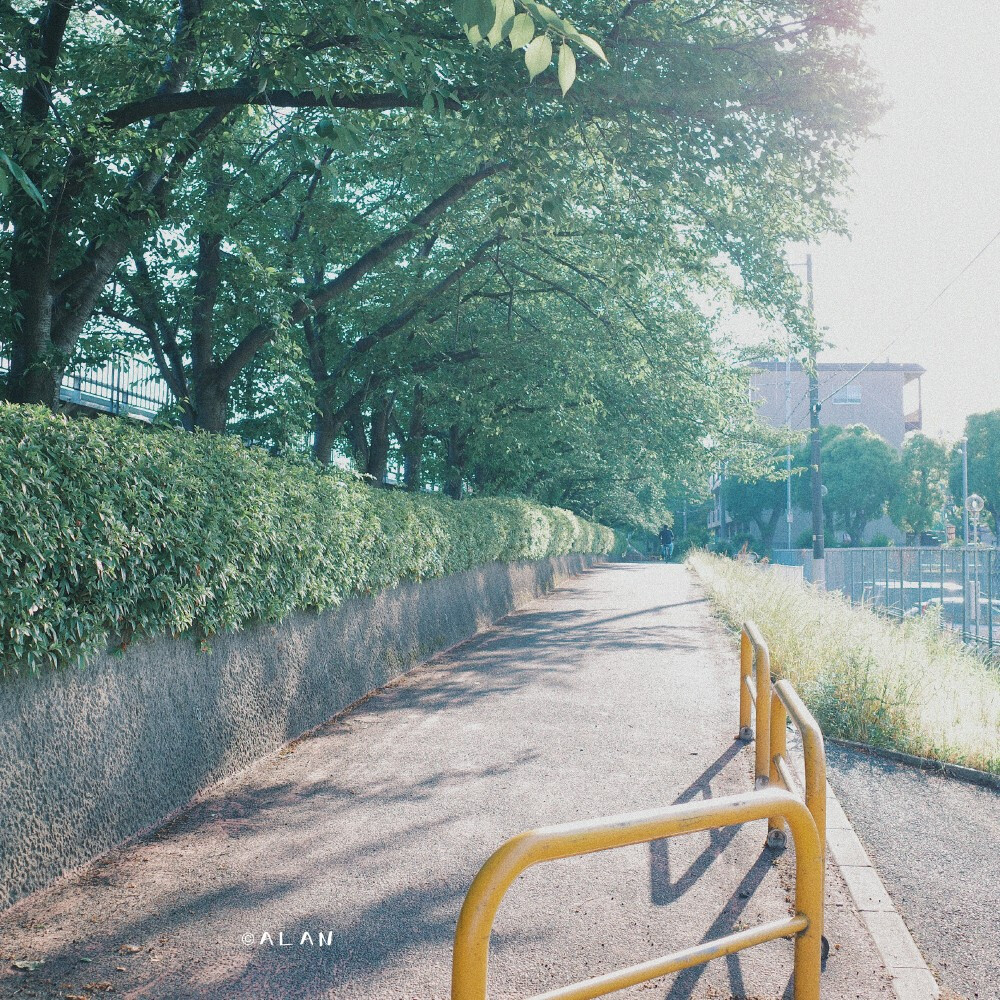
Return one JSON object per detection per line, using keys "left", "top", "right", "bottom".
{"left": 827, "top": 737, "right": 1000, "bottom": 793}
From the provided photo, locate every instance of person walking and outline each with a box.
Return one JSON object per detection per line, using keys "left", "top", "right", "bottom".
{"left": 658, "top": 524, "right": 675, "bottom": 561}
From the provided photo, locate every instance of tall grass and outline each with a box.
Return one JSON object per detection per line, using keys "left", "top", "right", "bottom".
{"left": 690, "top": 552, "right": 1000, "bottom": 775}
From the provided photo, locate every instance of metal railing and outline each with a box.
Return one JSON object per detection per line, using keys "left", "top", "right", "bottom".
{"left": 738, "top": 622, "right": 828, "bottom": 956}
{"left": 0, "top": 353, "right": 172, "bottom": 421}
{"left": 450, "top": 621, "right": 827, "bottom": 1000}
{"left": 773, "top": 546, "right": 1000, "bottom": 653}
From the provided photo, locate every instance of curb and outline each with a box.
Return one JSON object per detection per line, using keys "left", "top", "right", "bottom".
{"left": 827, "top": 736, "right": 1000, "bottom": 792}
{"left": 825, "top": 778, "right": 940, "bottom": 1000}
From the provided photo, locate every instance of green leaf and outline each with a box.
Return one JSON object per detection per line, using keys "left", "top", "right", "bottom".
{"left": 0, "top": 150, "right": 44, "bottom": 208}
{"left": 524, "top": 2, "right": 564, "bottom": 29}
{"left": 575, "top": 32, "right": 608, "bottom": 64}
{"left": 451, "top": 0, "right": 477, "bottom": 28}
{"left": 508, "top": 12, "right": 534, "bottom": 49}
{"left": 557, "top": 41, "right": 576, "bottom": 95}
{"left": 488, "top": 0, "right": 516, "bottom": 46}
{"left": 475, "top": 0, "right": 496, "bottom": 35}
{"left": 525, "top": 34, "right": 552, "bottom": 81}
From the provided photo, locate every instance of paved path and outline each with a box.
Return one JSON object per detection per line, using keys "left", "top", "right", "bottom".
{"left": 827, "top": 746, "right": 1000, "bottom": 1000}
{"left": 0, "top": 564, "right": 893, "bottom": 999}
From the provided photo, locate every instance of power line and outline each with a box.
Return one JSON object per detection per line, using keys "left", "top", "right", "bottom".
{"left": 819, "top": 221, "right": 1000, "bottom": 404}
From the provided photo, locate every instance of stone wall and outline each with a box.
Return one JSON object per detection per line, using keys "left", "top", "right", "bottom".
{"left": 0, "top": 555, "right": 596, "bottom": 909}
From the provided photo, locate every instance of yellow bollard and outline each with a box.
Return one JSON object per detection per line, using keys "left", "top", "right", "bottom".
{"left": 451, "top": 789, "right": 824, "bottom": 1000}
{"left": 741, "top": 622, "right": 772, "bottom": 787}
{"left": 767, "top": 689, "right": 788, "bottom": 849}
{"left": 738, "top": 630, "right": 754, "bottom": 741}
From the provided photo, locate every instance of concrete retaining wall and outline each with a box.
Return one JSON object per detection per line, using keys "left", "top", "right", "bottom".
{"left": 0, "top": 554, "right": 597, "bottom": 909}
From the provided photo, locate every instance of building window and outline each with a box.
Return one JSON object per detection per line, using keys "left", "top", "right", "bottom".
{"left": 832, "top": 385, "right": 861, "bottom": 405}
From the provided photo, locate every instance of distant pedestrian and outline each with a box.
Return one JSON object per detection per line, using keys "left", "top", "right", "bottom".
{"left": 658, "top": 525, "right": 675, "bottom": 561}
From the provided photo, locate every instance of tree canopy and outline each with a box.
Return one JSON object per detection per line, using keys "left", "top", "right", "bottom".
{"left": 821, "top": 424, "right": 900, "bottom": 545}
{"left": 891, "top": 433, "right": 950, "bottom": 539}
{"left": 952, "top": 411, "right": 1000, "bottom": 534}
{"left": 1, "top": 0, "right": 880, "bottom": 529}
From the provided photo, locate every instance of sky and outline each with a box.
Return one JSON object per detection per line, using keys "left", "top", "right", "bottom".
{"left": 792, "top": 0, "right": 1000, "bottom": 440}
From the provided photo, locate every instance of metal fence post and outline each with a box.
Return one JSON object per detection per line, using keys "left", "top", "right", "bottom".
{"left": 899, "top": 548, "right": 904, "bottom": 614}
{"left": 974, "top": 545, "right": 981, "bottom": 643}
{"left": 885, "top": 549, "right": 890, "bottom": 612}
{"left": 917, "top": 548, "right": 923, "bottom": 615}
{"left": 962, "top": 548, "right": 968, "bottom": 641}
{"left": 940, "top": 549, "right": 945, "bottom": 624}
{"left": 988, "top": 549, "right": 993, "bottom": 651}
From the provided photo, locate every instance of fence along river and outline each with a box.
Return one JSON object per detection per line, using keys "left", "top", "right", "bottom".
{"left": 772, "top": 546, "right": 1000, "bottom": 655}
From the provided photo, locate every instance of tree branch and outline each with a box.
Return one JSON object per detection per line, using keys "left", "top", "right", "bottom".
{"left": 325, "top": 233, "right": 504, "bottom": 384}
{"left": 104, "top": 84, "right": 472, "bottom": 130}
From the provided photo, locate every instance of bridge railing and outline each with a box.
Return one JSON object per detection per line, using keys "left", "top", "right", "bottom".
{"left": 0, "top": 353, "right": 172, "bottom": 421}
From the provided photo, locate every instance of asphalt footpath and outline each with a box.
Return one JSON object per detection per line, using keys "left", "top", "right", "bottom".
{"left": 0, "top": 563, "right": 894, "bottom": 999}
{"left": 827, "top": 746, "right": 1000, "bottom": 1000}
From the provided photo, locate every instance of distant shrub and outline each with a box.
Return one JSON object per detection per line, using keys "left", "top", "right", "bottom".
{"left": 0, "top": 406, "right": 613, "bottom": 674}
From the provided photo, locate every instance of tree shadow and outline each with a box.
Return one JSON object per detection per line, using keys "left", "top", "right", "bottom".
{"left": 648, "top": 741, "right": 747, "bottom": 906}
{"left": 661, "top": 850, "right": 793, "bottom": 1000}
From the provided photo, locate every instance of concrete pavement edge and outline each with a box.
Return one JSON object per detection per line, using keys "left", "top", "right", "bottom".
{"left": 825, "top": 778, "right": 941, "bottom": 1000}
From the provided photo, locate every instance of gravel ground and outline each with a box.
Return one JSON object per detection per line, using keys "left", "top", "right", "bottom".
{"left": 826, "top": 745, "right": 1000, "bottom": 1000}
{"left": 0, "top": 564, "right": 893, "bottom": 999}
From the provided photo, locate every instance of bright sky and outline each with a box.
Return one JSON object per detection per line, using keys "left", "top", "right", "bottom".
{"left": 796, "top": 0, "right": 1000, "bottom": 441}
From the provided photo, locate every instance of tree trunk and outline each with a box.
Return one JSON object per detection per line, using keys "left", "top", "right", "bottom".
{"left": 403, "top": 387, "right": 426, "bottom": 491}
{"left": 313, "top": 402, "right": 338, "bottom": 466}
{"left": 191, "top": 371, "right": 228, "bottom": 432}
{"left": 3, "top": 338, "right": 63, "bottom": 407}
{"left": 758, "top": 508, "right": 783, "bottom": 553}
{"left": 347, "top": 413, "right": 370, "bottom": 472}
{"left": 444, "top": 424, "right": 467, "bottom": 499}
{"left": 5, "top": 201, "right": 64, "bottom": 406}
{"left": 366, "top": 394, "right": 393, "bottom": 484}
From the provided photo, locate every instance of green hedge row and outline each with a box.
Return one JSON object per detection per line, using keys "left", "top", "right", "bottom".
{"left": 1, "top": 406, "right": 614, "bottom": 674}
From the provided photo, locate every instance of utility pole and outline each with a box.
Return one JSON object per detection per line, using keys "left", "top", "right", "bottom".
{"left": 807, "top": 253, "right": 825, "bottom": 587}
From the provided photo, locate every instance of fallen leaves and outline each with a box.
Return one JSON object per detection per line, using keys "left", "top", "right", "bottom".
{"left": 11, "top": 958, "right": 44, "bottom": 971}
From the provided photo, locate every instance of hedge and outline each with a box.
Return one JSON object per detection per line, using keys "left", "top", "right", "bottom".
{"left": 0, "top": 405, "right": 614, "bottom": 675}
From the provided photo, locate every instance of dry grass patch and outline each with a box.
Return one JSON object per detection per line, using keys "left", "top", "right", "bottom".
{"left": 689, "top": 551, "right": 1000, "bottom": 775}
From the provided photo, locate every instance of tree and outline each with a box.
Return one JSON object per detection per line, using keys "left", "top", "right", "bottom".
{"left": 821, "top": 425, "right": 900, "bottom": 545}
{"left": 952, "top": 411, "right": 1000, "bottom": 533}
{"left": 2, "top": 1, "right": 881, "bottom": 532}
{"left": 2, "top": 0, "right": 877, "bottom": 409}
{"left": 891, "top": 433, "right": 950, "bottom": 539}
{"left": 723, "top": 456, "right": 803, "bottom": 554}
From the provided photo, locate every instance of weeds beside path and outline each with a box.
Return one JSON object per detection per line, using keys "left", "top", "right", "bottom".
{"left": 690, "top": 552, "right": 1000, "bottom": 775}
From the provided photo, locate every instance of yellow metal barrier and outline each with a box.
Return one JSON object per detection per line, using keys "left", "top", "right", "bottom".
{"left": 768, "top": 681, "right": 827, "bottom": 883}
{"left": 737, "top": 621, "right": 828, "bottom": 953}
{"left": 737, "top": 622, "right": 827, "bottom": 854}
{"left": 451, "top": 788, "right": 824, "bottom": 1000}
{"left": 450, "top": 618, "right": 829, "bottom": 999}
{"left": 739, "top": 621, "right": 772, "bottom": 787}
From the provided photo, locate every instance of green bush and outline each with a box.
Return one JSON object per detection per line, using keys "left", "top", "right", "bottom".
{"left": 0, "top": 406, "right": 614, "bottom": 675}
